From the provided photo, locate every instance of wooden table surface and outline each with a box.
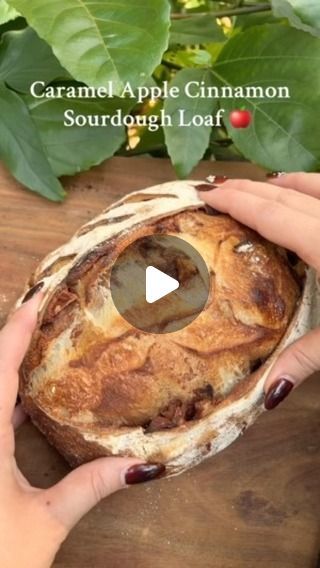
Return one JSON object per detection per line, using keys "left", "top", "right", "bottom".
{"left": 0, "top": 157, "right": 319, "bottom": 568}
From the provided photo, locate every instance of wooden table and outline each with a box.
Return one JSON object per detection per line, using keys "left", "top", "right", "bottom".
{"left": 0, "top": 157, "right": 319, "bottom": 568}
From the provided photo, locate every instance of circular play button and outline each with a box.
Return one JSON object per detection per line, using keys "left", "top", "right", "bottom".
{"left": 110, "top": 234, "right": 211, "bottom": 334}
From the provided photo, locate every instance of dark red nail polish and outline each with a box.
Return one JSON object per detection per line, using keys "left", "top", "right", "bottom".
{"left": 196, "top": 183, "right": 217, "bottom": 192}
{"left": 264, "top": 378, "right": 294, "bottom": 410}
{"left": 214, "top": 176, "right": 228, "bottom": 184}
{"left": 125, "top": 463, "right": 165, "bottom": 485}
{"left": 266, "top": 171, "right": 286, "bottom": 179}
{"left": 22, "top": 281, "right": 44, "bottom": 303}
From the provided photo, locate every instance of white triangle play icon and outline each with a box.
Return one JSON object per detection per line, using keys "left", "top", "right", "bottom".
{"left": 145, "top": 266, "right": 179, "bottom": 304}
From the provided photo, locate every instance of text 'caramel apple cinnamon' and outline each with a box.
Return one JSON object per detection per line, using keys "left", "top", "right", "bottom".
{"left": 18, "top": 181, "right": 313, "bottom": 477}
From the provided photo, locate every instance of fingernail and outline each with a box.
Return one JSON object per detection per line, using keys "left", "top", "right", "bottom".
{"left": 196, "top": 183, "right": 218, "bottom": 192}
{"left": 125, "top": 463, "right": 166, "bottom": 485}
{"left": 264, "top": 377, "right": 294, "bottom": 410}
{"left": 210, "top": 175, "right": 228, "bottom": 185}
{"left": 266, "top": 171, "right": 286, "bottom": 179}
{"left": 22, "top": 282, "right": 44, "bottom": 303}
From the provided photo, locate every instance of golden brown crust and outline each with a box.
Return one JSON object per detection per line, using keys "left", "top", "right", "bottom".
{"left": 18, "top": 182, "right": 302, "bottom": 472}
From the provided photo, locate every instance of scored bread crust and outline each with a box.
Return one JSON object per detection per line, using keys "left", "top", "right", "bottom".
{"left": 18, "top": 181, "right": 320, "bottom": 476}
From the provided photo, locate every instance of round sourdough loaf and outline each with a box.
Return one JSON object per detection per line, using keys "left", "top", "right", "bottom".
{"left": 18, "top": 181, "right": 320, "bottom": 476}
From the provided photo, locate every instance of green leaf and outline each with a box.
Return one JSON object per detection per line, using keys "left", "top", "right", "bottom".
{"left": 164, "top": 68, "right": 218, "bottom": 177}
{"left": 205, "top": 42, "right": 225, "bottom": 64}
{"left": 170, "top": 15, "right": 225, "bottom": 45}
{"left": 0, "top": 17, "right": 27, "bottom": 40}
{"left": 0, "top": 1, "right": 19, "bottom": 25}
{"left": 235, "top": 11, "right": 285, "bottom": 31}
{"left": 0, "top": 83, "right": 65, "bottom": 201}
{"left": 209, "top": 128, "right": 245, "bottom": 162}
{"left": 26, "top": 96, "right": 134, "bottom": 177}
{"left": 181, "top": 0, "right": 210, "bottom": 12}
{"left": 272, "top": 0, "right": 320, "bottom": 37}
{"left": 0, "top": 27, "right": 67, "bottom": 92}
{"left": 7, "top": 0, "right": 171, "bottom": 95}
{"left": 213, "top": 24, "right": 320, "bottom": 172}
{"left": 164, "top": 47, "right": 213, "bottom": 69}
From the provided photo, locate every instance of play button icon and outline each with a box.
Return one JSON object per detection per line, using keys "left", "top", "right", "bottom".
{"left": 146, "top": 266, "right": 179, "bottom": 304}
{"left": 110, "top": 234, "right": 210, "bottom": 334}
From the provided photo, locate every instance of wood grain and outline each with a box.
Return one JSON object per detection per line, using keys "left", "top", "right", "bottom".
{"left": 0, "top": 157, "right": 319, "bottom": 568}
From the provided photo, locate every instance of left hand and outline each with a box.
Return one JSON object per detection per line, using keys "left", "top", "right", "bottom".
{"left": 0, "top": 293, "right": 164, "bottom": 568}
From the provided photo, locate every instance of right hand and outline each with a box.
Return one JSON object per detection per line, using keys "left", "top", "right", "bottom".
{"left": 199, "top": 172, "right": 320, "bottom": 409}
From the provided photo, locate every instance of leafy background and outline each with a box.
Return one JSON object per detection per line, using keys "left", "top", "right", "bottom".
{"left": 0, "top": 0, "right": 320, "bottom": 201}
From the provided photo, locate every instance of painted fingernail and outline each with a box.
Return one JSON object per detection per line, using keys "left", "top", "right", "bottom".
{"left": 264, "top": 377, "right": 294, "bottom": 410}
{"left": 22, "top": 281, "right": 44, "bottom": 303}
{"left": 266, "top": 171, "right": 286, "bottom": 179}
{"left": 196, "top": 183, "right": 218, "bottom": 192}
{"left": 211, "top": 175, "right": 228, "bottom": 184}
{"left": 125, "top": 463, "right": 166, "bottom": 485}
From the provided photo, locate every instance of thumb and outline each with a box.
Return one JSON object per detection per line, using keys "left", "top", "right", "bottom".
{"left": 42, "top": 457, "right": 165, "bottom": 531}
{"left": 264, "top": 327, "right": 320, "bottom": 410}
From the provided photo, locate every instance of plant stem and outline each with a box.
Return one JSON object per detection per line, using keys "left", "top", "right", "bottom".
{"left": 171, "top": 3, "right": 271, "bottom": 19}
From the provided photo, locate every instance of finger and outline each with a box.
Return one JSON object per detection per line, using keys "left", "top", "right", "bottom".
{"left": 267, "top": 172, "right": 320, "bottom": 200}
{"left": 43, "top": 458, "right": 165, "bottom": 531}
{"left": 198, "top": 188, "right": 320, "bottom": 270}
{"left": 0, "top": 293, "right": 42, "bottom": 425}
{"left": 264, "top": 327, "right": 320, "bottom": 410}
{"left": 12, "top": 404, "right": 27, "bottom": 429}
{"left": 0, "top": 293, "right": 42, "bottom": 373}
{"left": 220, "top": 178, "right": 320, "bottom": 220}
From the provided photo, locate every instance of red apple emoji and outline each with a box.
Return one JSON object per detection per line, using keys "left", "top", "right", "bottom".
{"left": 229, "top": 109, "right": 252, "bottom": 129}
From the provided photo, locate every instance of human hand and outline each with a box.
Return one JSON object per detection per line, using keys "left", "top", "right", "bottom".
{"left": 198, "top": 172, "right": 320, "bottom": 410}
{"left": 0, "top": 293, "right": 165, "bottom": 568}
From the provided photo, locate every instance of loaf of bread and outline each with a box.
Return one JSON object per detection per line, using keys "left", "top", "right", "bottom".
{"left": 18, "top": 181, "right": 313, "bottom": 476}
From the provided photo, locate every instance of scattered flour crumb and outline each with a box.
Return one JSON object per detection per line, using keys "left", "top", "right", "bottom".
{"left": 236, "top": 242, "right": 254, "bottom": 254}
